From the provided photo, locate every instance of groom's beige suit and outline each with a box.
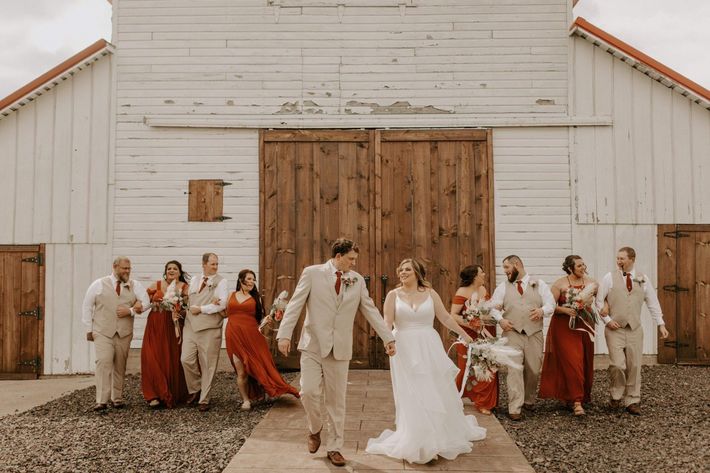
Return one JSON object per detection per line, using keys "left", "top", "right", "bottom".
{"left": 277, "top": 260, "right": 394, "bottom": 451}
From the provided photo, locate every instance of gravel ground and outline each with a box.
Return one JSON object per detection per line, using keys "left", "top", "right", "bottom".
{"left": 495, "top": 365, "right": 710, "bottom": 473}
{"left": 0, "top": 371, "right": 298, "bottom": 473}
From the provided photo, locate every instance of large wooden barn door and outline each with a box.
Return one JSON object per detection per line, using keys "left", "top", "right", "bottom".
{"left": 658, "top": 225, "right": 710, "bottom": 365}
{"left": 260, "top": 130, "right": 494, "bottom": 369}
{"left": 0, "top": 245, "right": 45, "bottom": 379}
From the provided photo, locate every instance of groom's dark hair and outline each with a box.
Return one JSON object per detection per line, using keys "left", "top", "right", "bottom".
{"left": 332, "top": 238, "right": 359, "bottom": 257}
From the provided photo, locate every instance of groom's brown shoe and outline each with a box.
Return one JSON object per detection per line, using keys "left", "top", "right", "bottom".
{"left": 625, "top": 403, "right": 641, "bottom": 416}
{"left": 307, "top": 429, "right": 321, "bottom": 454}
{"left": 609, "top": 398, "right": 622, "bottom": 409}
{"left": 327, "top": 451, "right": 346, "bottom": 467}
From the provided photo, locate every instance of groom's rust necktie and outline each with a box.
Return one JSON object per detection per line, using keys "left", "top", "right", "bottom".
{"left": 335, "top": 271, "right": 342, "bottom": 295}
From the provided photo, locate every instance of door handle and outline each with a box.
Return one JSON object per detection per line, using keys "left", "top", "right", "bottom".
{"left": 380, "top": 274, "right": 388, "bottom": 305}
{"left": 363, "top": 275, "right": 371, "bottom": 292}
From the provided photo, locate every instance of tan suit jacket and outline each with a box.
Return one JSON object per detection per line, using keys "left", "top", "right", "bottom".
{"left": 277, "top": 262, "right": 394, "bottom": 361}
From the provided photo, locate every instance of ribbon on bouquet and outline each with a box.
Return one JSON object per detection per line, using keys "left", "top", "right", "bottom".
{"left": 568, "top": 305, "right": 599, "bottom": 342}
{"left": 448, "top": 339, "right": 476, "bottom": 397}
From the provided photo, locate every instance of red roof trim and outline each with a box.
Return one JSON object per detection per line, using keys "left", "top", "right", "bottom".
{"left": 571, "top": 17, "right": 710, "bottom": 102}
{"left": 0, "top": 39, "right": 110, "bottom": 112}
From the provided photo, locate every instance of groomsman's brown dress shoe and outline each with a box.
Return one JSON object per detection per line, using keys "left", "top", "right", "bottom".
{"left": 186, "top": 391, "right": 200, "bottom": 405}
{"left": 609, "top": 399, "right": 622, "bottom": 409}
{"left": 508, "top": 412, "right": 522, "bottom": 421}
{"left": 327, "top": 451, "right": 346, "bottom": 467}
{"left": 93, "top": 403, "right": 108, "bottom": 412}
{"left": 110, "top": 400, "right": 126, "bottom": 409}
{"left": 307, "top": 429, "right": 321, "bottom": 454}
{"left": 625, "top": 403, "right": 641, "bottom": 416}
{"left": 198, "top": 403, "right": 210, "bottom": 412}
{"left": 522, "top": 403, "right": 535, "bottom": 411}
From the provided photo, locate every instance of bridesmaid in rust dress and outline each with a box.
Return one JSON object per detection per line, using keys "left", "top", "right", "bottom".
{"left": 141, "top": 260, "right": 189, "bottom": 408}
{"left": 539, "top": 255, "right": 597, "bottom": 416}
{"left": 225, "top": 269, "right": 299, "bottom": 410}
{"left": 450, "top": 265, "right": 498, "bottom": 415}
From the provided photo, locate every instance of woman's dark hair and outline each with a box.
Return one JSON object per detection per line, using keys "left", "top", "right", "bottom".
{"left": 562, "top": 255, "right": 583, "bottom": 275}
{"left": 236, "top": 269, "right": 265, "bottom": 323}
{"left": 459, "top": 265, "right": 483, "bottom": 287}
{"left": 163, "top": 260, "right": 190, "bottom": 283}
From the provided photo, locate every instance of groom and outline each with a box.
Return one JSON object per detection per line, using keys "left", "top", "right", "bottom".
{"left": 277, "top": 238, "right": 396, "bottom": 467}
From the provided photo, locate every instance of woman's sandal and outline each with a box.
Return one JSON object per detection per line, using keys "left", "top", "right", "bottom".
{"left": 477, "top": 407, "right": 492, "bottom": 415}
{"left": 240, "top": 400, "right": 252, "bottom": 411}
{"left": 573, "top": 402, "right": 585, "bottom": 416}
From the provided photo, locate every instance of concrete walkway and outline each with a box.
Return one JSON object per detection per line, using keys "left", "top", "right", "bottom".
{"left": 0, "top": 376, "right": 94, "bottom": 417}
{"left": 224, "top": 370, "right": 533, "bottom": 473}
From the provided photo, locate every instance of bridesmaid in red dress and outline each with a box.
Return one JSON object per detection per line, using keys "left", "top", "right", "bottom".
{"left": 141, "top": 260, "right": 189, "bottom": 408}
{"left": 450, "top": 265, "right": 498, "bottom": 415}
{"left": 225, "top": 269, "right": 299, "bottom": 410}
{"left": 539, "top": 255, "right": 597, "bottom": 416}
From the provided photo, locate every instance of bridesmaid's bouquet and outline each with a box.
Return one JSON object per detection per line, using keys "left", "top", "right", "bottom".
{"left": 561, "top": 283, "right": 599, "bottom": 340}
{"left": 159, "top": 280, "right": 188, "bottom": 342}
{"left": 258, "top": 290, "right": 289, "bottom": 335}
{"left": 461, "top": 296, "right": 492, "bottom": 330}
{"left": 451, "top": 337, "right": 522, "bottom": 393}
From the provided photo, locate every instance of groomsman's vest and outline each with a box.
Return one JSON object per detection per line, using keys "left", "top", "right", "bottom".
{"left": 502, "top": 280, "right": 544, "bottom": 335}
{"left": 606, "top": 271, "right": 645, "bottom": 330}
{"left": 186, "top": 274, "right": 226, "bottom": 332}
{"left": 93, "top": 277, "right": 137, "bottom": 338}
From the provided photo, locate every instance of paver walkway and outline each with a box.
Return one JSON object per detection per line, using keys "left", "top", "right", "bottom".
{"left": 0, "top": 375, "right": 94, "bottom": 417}
{"left": 224, "top": 370, "right": 533, "bottom": 472}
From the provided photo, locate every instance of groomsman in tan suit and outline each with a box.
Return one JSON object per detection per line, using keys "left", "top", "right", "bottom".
{"left": 489, "top": 255, "right": 555, "bottom": 421}
{"left": 277, "top": 238, "right": 396, "bottom": 467}
{"left": 596, "top": 247, "right": 668, "bottom": 416}
{"left": 181, "top": 252, "right": 228, "bottom": 412}
{"left": 82, "top": 256, "right": 149, "bottom": 411}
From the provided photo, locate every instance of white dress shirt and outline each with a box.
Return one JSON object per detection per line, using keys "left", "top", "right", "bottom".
{"left": 189, "top": 273, "right": 229, "bottom": 314}
{"left": 489, "top": 273, "right": 556, "bottom": 322}
{"left": 81, "top": 274, "right": 150, "bottom": 330}
{"left": 595, "top": 269, "right": 665, "bottom": 326}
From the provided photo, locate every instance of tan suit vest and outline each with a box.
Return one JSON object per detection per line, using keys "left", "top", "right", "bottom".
{"left": 185, "top": 274, "right": 225, "bottom": 332}
{"left": 607, "top": 271, "right": 645, "bottom": 330}
{"left": 502, "top": 280, "right": 544, "bottom": 335}
{"left": 93, "top": 277, "right": 137, "bottom": 338}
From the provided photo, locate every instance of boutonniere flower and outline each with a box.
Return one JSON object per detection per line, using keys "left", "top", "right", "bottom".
{"left": 341, "top": 275, "right": 358, "bottom": 290}
{"left": 530, "top": 281, "right": 538, "bottom": 289}
{"left": 633, "top": 276, "right": 646, "bottom": 285}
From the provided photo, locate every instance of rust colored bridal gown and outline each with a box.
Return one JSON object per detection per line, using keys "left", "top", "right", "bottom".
{"left": 141, "top": 280, "right": 188, "bottom": 407}
{"left": 538, "top": 283, "right": 594, "bottom": 404}
{"left": 452, "top": 294, "right": 498, "bottom": 412}
{"left": 224, "top": 293, "right": 299, "bottom": 401}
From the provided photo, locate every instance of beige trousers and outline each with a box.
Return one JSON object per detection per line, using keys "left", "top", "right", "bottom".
{"left": 605, "top": 325, "right": 643, "bottom": 406}
{"left": 93, "top": 331, "right": 132, "bottom": 404}
{"left": 180, "top": 325, "right": 222, "bottom": 404}
{"left": 504, "top": 330, "right": 543, "bottom": 414}
{"left": 300, "top": 350, "right": 349, "bottom": 452}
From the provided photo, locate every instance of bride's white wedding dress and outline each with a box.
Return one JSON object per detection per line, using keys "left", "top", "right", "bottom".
{"left": 365, "top": 294, "right": 486, "bottom": 464}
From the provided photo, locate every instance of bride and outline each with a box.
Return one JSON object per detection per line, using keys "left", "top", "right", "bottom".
{"left": 366, "top": 258, "right": 487, "bottom": 464}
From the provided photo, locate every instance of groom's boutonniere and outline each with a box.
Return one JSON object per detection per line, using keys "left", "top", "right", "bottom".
{"left": 633, "top": 275, "right": 646, "bottom": 285}
{"left": 341, "top": 275, "right": 358, "bottom": 290}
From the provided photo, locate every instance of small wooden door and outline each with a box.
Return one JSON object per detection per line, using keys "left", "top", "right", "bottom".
{"left": 0, "top": 245, "right": 45, "bottom": 379}
{"left": 260, "top": 130, "right": 494, "bottom": 369}
{"left": 658, "top": 225, "right": 710, "bottom": 365}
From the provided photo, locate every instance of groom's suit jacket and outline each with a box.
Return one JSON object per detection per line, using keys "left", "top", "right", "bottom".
{"left": 277, "top": 262, "right": 394, "bottom": 361}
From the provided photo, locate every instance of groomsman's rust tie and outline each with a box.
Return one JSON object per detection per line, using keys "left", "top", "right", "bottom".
{"left": 516, "top": 280, "right": 524, "bottom": 295}
{"left": 115, "top": 280, "right": 121, "bottom": 296}
{"left": 335, "top": 271, "right": 342, "bottom": 295}
{"left": 199, "top": 277, "right": 208, "bottom": 293}
{"left": 625, "top": 272, "right": 632, "bottom": 292}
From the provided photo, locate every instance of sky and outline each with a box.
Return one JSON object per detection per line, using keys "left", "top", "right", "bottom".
{"left": 0, "top": 0, "right": 708, "bottom": 100}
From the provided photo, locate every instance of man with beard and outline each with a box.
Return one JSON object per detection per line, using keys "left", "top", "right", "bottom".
{"left": 488, "top": 255, "right": 555, "bottom": 420}
{"left": 82, "top": 256, "right": 149, "bottom": 411}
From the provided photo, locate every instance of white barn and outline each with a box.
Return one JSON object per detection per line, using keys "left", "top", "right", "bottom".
{"left": 0, "top": 0, "right": 708, "bottom": 376}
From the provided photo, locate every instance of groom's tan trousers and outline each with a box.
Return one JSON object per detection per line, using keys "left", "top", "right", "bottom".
{"left": 300, "top": 350, "right": 349, "bottom": 452}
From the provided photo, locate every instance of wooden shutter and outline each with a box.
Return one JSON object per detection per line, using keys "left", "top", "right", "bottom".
{"left": 188, "top": 179, "right": 226, "bottom": 222}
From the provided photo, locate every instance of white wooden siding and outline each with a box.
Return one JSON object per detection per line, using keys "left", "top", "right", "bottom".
{"left": 0, "top": 56, "right": 113, "bottom": 245}
{"left": 571, "top": 36, "right": 710, "bottom": 225}
{"left": 114, "top": 0, "right": 570, "bottom": 120}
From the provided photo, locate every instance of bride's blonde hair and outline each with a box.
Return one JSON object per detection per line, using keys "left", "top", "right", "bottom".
{"left": 397, "top": 258, "right": 431, "bottom": 289}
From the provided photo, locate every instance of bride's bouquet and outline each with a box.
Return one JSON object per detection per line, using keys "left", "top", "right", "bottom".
{"left": 451, "top": 337, "right": 522, "bottom": 394}
{"left": 561, "top": 283, "right": 599, "bottom": 340}
{"left": 158, "top": 280, "right": 188, "bottom": 342}
{"left": 258, "top": 290, "right": 289, "bottom": 335}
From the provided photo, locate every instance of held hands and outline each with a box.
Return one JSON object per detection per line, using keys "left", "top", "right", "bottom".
{"left": 529, "top": 308, "right": 543, "bottom": 321}
{"left": 384, "top": 341, "right": 396, "bottom": 357}
{"left": 461, "top": 334, "right": 474, "bottom": 344}
{"left": 659, "top": 325, "right": 669, "bottom": 339}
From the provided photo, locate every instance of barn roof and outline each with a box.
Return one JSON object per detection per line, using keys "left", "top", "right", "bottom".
{"left": 0, "top": 39, "right": 114, "bottom": 118}
{"left": 571, "top": 17, "right": 710, "bottom": 109}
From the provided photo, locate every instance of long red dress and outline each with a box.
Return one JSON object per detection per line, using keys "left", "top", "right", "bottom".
{"left": 538, "top": 284, "right": 594, "bottom": 404}
{"left": 141, "top": 280, "right": 188, "bottom": 407}
{"left": 225, "top": 293, "right": 300, "bottom": 401}
{"left": 453, "top": 294, "right": 498, "bottom": 411}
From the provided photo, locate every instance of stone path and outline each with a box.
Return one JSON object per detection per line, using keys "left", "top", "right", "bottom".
{"left": 223, "top": 370, "right": 533, "bottom": 472}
